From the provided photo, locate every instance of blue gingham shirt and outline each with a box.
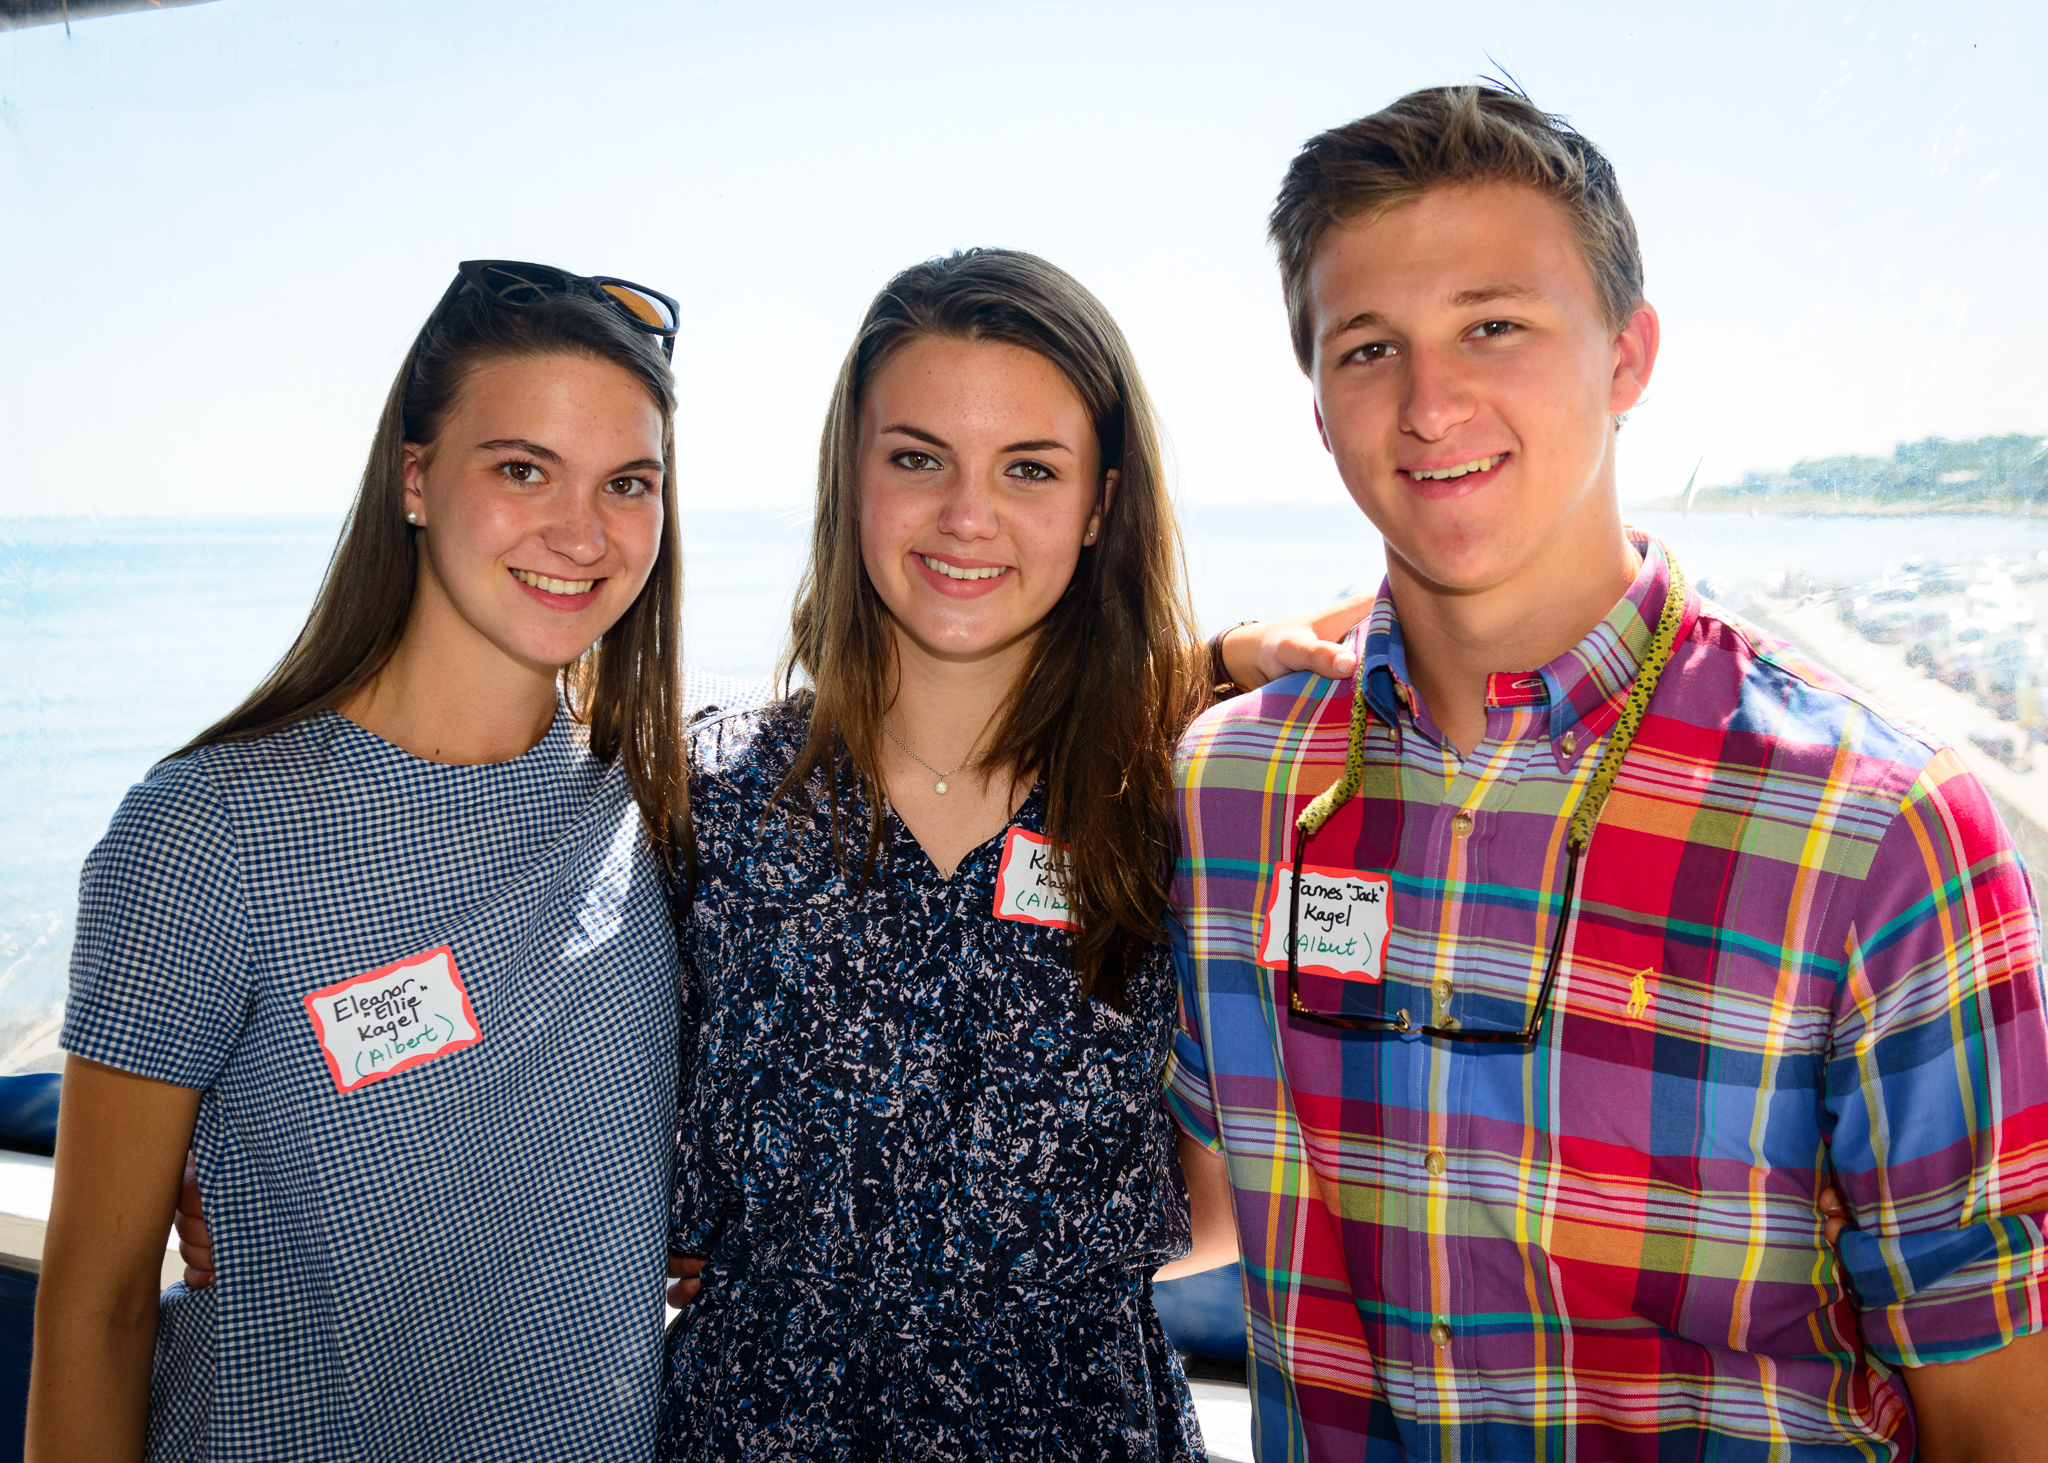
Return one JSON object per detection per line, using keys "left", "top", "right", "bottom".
{"left": 64, "top": 706, "right": 682, "bottom": 1462}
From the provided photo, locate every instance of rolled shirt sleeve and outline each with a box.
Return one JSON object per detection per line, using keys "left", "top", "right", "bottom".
{"left": 61, "top": 757, "right": 257, "bottom": 1091}
{"left": 1829, "top": 749, "right": 2048, "bottom": 1366}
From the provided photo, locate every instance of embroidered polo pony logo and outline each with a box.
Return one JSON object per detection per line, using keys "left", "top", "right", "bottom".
{"left": 1626, "top": 969, "right": 1654, "bottom": 1020}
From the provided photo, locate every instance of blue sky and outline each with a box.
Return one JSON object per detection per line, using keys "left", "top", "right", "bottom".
{"left": 1, "top": 0, "right": 2040, "bottom": 517}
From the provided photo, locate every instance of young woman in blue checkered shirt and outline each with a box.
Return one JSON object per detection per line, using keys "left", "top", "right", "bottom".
{"left": 31, "top": 264, "right": 699, "bottom": 1462}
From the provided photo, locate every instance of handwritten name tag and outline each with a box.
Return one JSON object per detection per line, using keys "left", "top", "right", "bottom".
{"left": 304, "top": 945, "right": 482, "bottom": 1095}
{"left": 992, "top": 828, "right": 1076, "bottom": 930}
{"left": 1256, "top": 865, "right": 1391, "bottom": 983}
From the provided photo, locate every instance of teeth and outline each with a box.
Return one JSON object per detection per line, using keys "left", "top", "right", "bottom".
{"left": 920, "top": 555, "right": 1011, "bottom": 582}
{"left": 1408, "top": 453, "right": 1506, "bottom": 482}
{"left": 512, "top": 568, "right": 596, "bottom": 595}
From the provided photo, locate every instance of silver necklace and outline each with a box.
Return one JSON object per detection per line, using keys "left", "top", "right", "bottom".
{"left": 883, "top": 722, "right": 981, "bottom": 795}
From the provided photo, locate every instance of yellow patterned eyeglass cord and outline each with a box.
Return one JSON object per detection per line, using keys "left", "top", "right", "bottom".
{"left": 1295, "top": 543, "right": 1689, "bottom": 853}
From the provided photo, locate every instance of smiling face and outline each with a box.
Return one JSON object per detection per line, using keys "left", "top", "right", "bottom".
{"left": 401, "top": 352, "right": 666, "bottom": 678}
{"left": 857, "top": 334, "right": 1112, "bottom": 671}
{"left": 1308, "top": 182, "right": 1657, "bottom": 600}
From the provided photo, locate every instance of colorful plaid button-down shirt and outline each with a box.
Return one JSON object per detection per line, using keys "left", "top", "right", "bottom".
{"left": 1166, "top": 534, "right": 2048, "bottom": 1461}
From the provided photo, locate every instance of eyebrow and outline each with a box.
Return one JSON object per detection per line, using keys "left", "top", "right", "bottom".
{"left": 1320, "top": 310, "right": 1385, "bottom": 345}
{"left": 476, "top": 438, "right": 663, "bottom": 476}
{"left": 475, "top": 437, "right": 563, "bottom": 463}
{"left": 878, "top": 424, "right": 1074, "bottom": 456}
{"left": 1319, "top": 284, "right": 1547, "bottom": 346}
{"left": 878, "top": 423, "right": 951, "bottom": 450}
{"left": 1448, "top": 284, "right": 1543, "bottom": 308}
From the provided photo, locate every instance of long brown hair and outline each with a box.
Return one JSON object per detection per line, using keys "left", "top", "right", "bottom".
{"left": 780, "top": 249, "right": 1203, "bottom": 1004}
{"left": 170, "top": 272, "right": 691, "bottom": 871}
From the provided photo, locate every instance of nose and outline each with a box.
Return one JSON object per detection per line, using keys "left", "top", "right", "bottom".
{"left": 541, "top": 488, "right": 609, "bottom": 566}
{"left": 1397, "top": 342, "right": 1476, "bottom": 442}
{"left": 933, "top": 470, "right": 1000, "bottom": 544}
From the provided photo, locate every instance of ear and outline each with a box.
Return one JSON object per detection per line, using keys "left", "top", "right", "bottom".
{"left": 1313, "top": 399, "right": 1333, "bottom": 455}
{"left": 401, "top": 442, "right": 429, "bottom": 525}
{"left": 1086, "top": 468, "right": 1120, "bottom": 544}
{"left": 1609, "top": 301, "right": 1661, "bottom": 414}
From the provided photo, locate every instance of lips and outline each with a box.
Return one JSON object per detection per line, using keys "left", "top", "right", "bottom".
{"left": 508, "top": 565, "right": 603, "bottom": 609}
{"left": 1399, "top": 451, "right": 1510, "bottom": 500}
{"left": 511, "top": 567, "right": 596, "bottom": 595}
{"left": 912, "top": 552, "right": 1012, "bottom": 598}
{"left": 918, "top": 554, "right": 1011, "bottom": 582}
{"left": 1402, "top": 453, "right": 1508, "bottom": 482}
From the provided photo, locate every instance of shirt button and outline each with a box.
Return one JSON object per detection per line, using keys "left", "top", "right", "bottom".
{"left": 1431, "top": 977, "right": 1453, "bottom": 1005}
{"left": 1424, "top": 1147, "right": 1448, "bottom": 1178}
{"left": 1450, "top": 811, "right": 1474, "bottom": 837}
{"left": 1430, "top": 1320, "right": 1453, "bottom": 1348}
{"left": 1561, "top": 730, "right": 1577, "bottom": 757}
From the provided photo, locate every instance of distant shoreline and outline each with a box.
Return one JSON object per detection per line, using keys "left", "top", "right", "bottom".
{"left": 1643, "top": 499, "right": 2048, "bottom": 518}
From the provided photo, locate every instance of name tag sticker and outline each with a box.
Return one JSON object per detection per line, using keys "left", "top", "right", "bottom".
{"left": 304, "top": 945, "right": 482, "bottom": 1095}
{"left": 992, "top": 828, "right": 1075, "bottom": 931}
{"left": 1256, "top": 865, "right": 1391, "bottom": 983}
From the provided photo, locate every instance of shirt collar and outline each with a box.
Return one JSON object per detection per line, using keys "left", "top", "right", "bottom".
{"left": 1354, "top": 530, "right": 1678, "bottom": 763}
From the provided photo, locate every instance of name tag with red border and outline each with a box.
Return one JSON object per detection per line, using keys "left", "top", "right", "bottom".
{"left": 304, "top": 945, "right": 483, "bottom": 1095}
{"left": 1256, "top": 865, "right": 1391, "bottom": 983}
{"left": 992, "top": 828, "right": 1075, "bottom": 930}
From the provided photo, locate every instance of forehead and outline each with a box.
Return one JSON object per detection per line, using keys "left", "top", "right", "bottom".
{"left": 1305, "top": 183, "right": 1601, "bottom": 336}
{"left": 864, "top": 335, "right": 1091, "bottom": 438}
{"left": 448, "top": 353, "right": 663, "bottom": 444}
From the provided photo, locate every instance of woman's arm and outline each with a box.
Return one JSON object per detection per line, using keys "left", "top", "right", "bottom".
{"left": 27, "top": 1054, "right": 200, "bottom": 1463}
{"left": 1216, "top": 592, "right": 1375, "bottom": 693}
{"left": 1156, "top": 1129, "right": 1238, "bottom": 1281}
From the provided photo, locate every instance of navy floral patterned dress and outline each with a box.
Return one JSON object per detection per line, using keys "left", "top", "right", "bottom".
{"left": 659, "top": 696, "right": 1202, "bottom": 1463}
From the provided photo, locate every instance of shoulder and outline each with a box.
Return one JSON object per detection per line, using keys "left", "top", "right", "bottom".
{"left": 103, "top": 750, "right": 237, "bottom": 859}
{"left": 1174, "top": 672, "right": 1351, "bottom": 790}
{"left": 689, "top": 693, "right": 810, "bottom": 777}
{"left": 114, "top": 717, "right": 338, "bottom": 838}
{"left": 687, "top": 694, "right": 819, "bottom": 830}
{"left": 682, "top": 668, "right": 777, "bottom": 721}
{"left": 1665, "top": 597, "right": 1946, "bottom": 801}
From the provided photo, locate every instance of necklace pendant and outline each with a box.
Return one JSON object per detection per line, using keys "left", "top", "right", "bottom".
{"left": 934, "top": 779, "right": 949, "bottom": 795}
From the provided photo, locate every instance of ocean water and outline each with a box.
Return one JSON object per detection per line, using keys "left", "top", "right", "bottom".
{"left": 7, "top": 505, "right": 2047, "bottom": 1070}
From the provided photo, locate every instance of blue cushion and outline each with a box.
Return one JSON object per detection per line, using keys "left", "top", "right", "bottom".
{"left": 0, "top": 1075, "right": 60, "bottom": 1157}
{"left": 1154, "top": 1262, "right": 1247, "bottom": 1361}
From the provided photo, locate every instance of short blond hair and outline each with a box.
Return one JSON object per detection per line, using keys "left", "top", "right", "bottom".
{"left": 1269, "top": 84, "right": 1645, "bottom": 372}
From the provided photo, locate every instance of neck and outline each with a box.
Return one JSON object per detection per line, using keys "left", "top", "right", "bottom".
{"left": 883, "top": 629, "right": 1034, "bottom": 783}
{"left": 1391, "top": 497, "right": 1639, "bottom": 762}
{"left": 335, "top": 578, "right": 561, "bottom": 766}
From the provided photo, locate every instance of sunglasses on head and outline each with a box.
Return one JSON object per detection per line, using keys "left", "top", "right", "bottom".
{"left": 453, "top": 260, "right": 680, "bottom": 361}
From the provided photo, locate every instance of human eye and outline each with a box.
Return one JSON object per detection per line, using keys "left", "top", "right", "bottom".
{"left": 891, "top": 450, "right": 942, "bottom": 472}
{"left": 1466, "top": 319, "right": 1520, "bottom": 341}
{"left": 1343, "top": 340, "right": 1399, "bottom": 366}
{"left": 1006, "top": 460, "right": 1056, "bottom": 482}
{"left": 499, "top": 460, "right": 547, "bottom": 486}
{"left": 606, "top": 475, "right": 657, "bottom": 498}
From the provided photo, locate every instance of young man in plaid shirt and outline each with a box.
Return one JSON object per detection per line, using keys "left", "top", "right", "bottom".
{"left": 1168, "top": 85, "right": 2048, "bottom": 1460}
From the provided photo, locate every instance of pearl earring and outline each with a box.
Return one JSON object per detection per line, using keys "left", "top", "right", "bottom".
{"left": 406, "top": 511, "right": 420, "bottom": 525}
